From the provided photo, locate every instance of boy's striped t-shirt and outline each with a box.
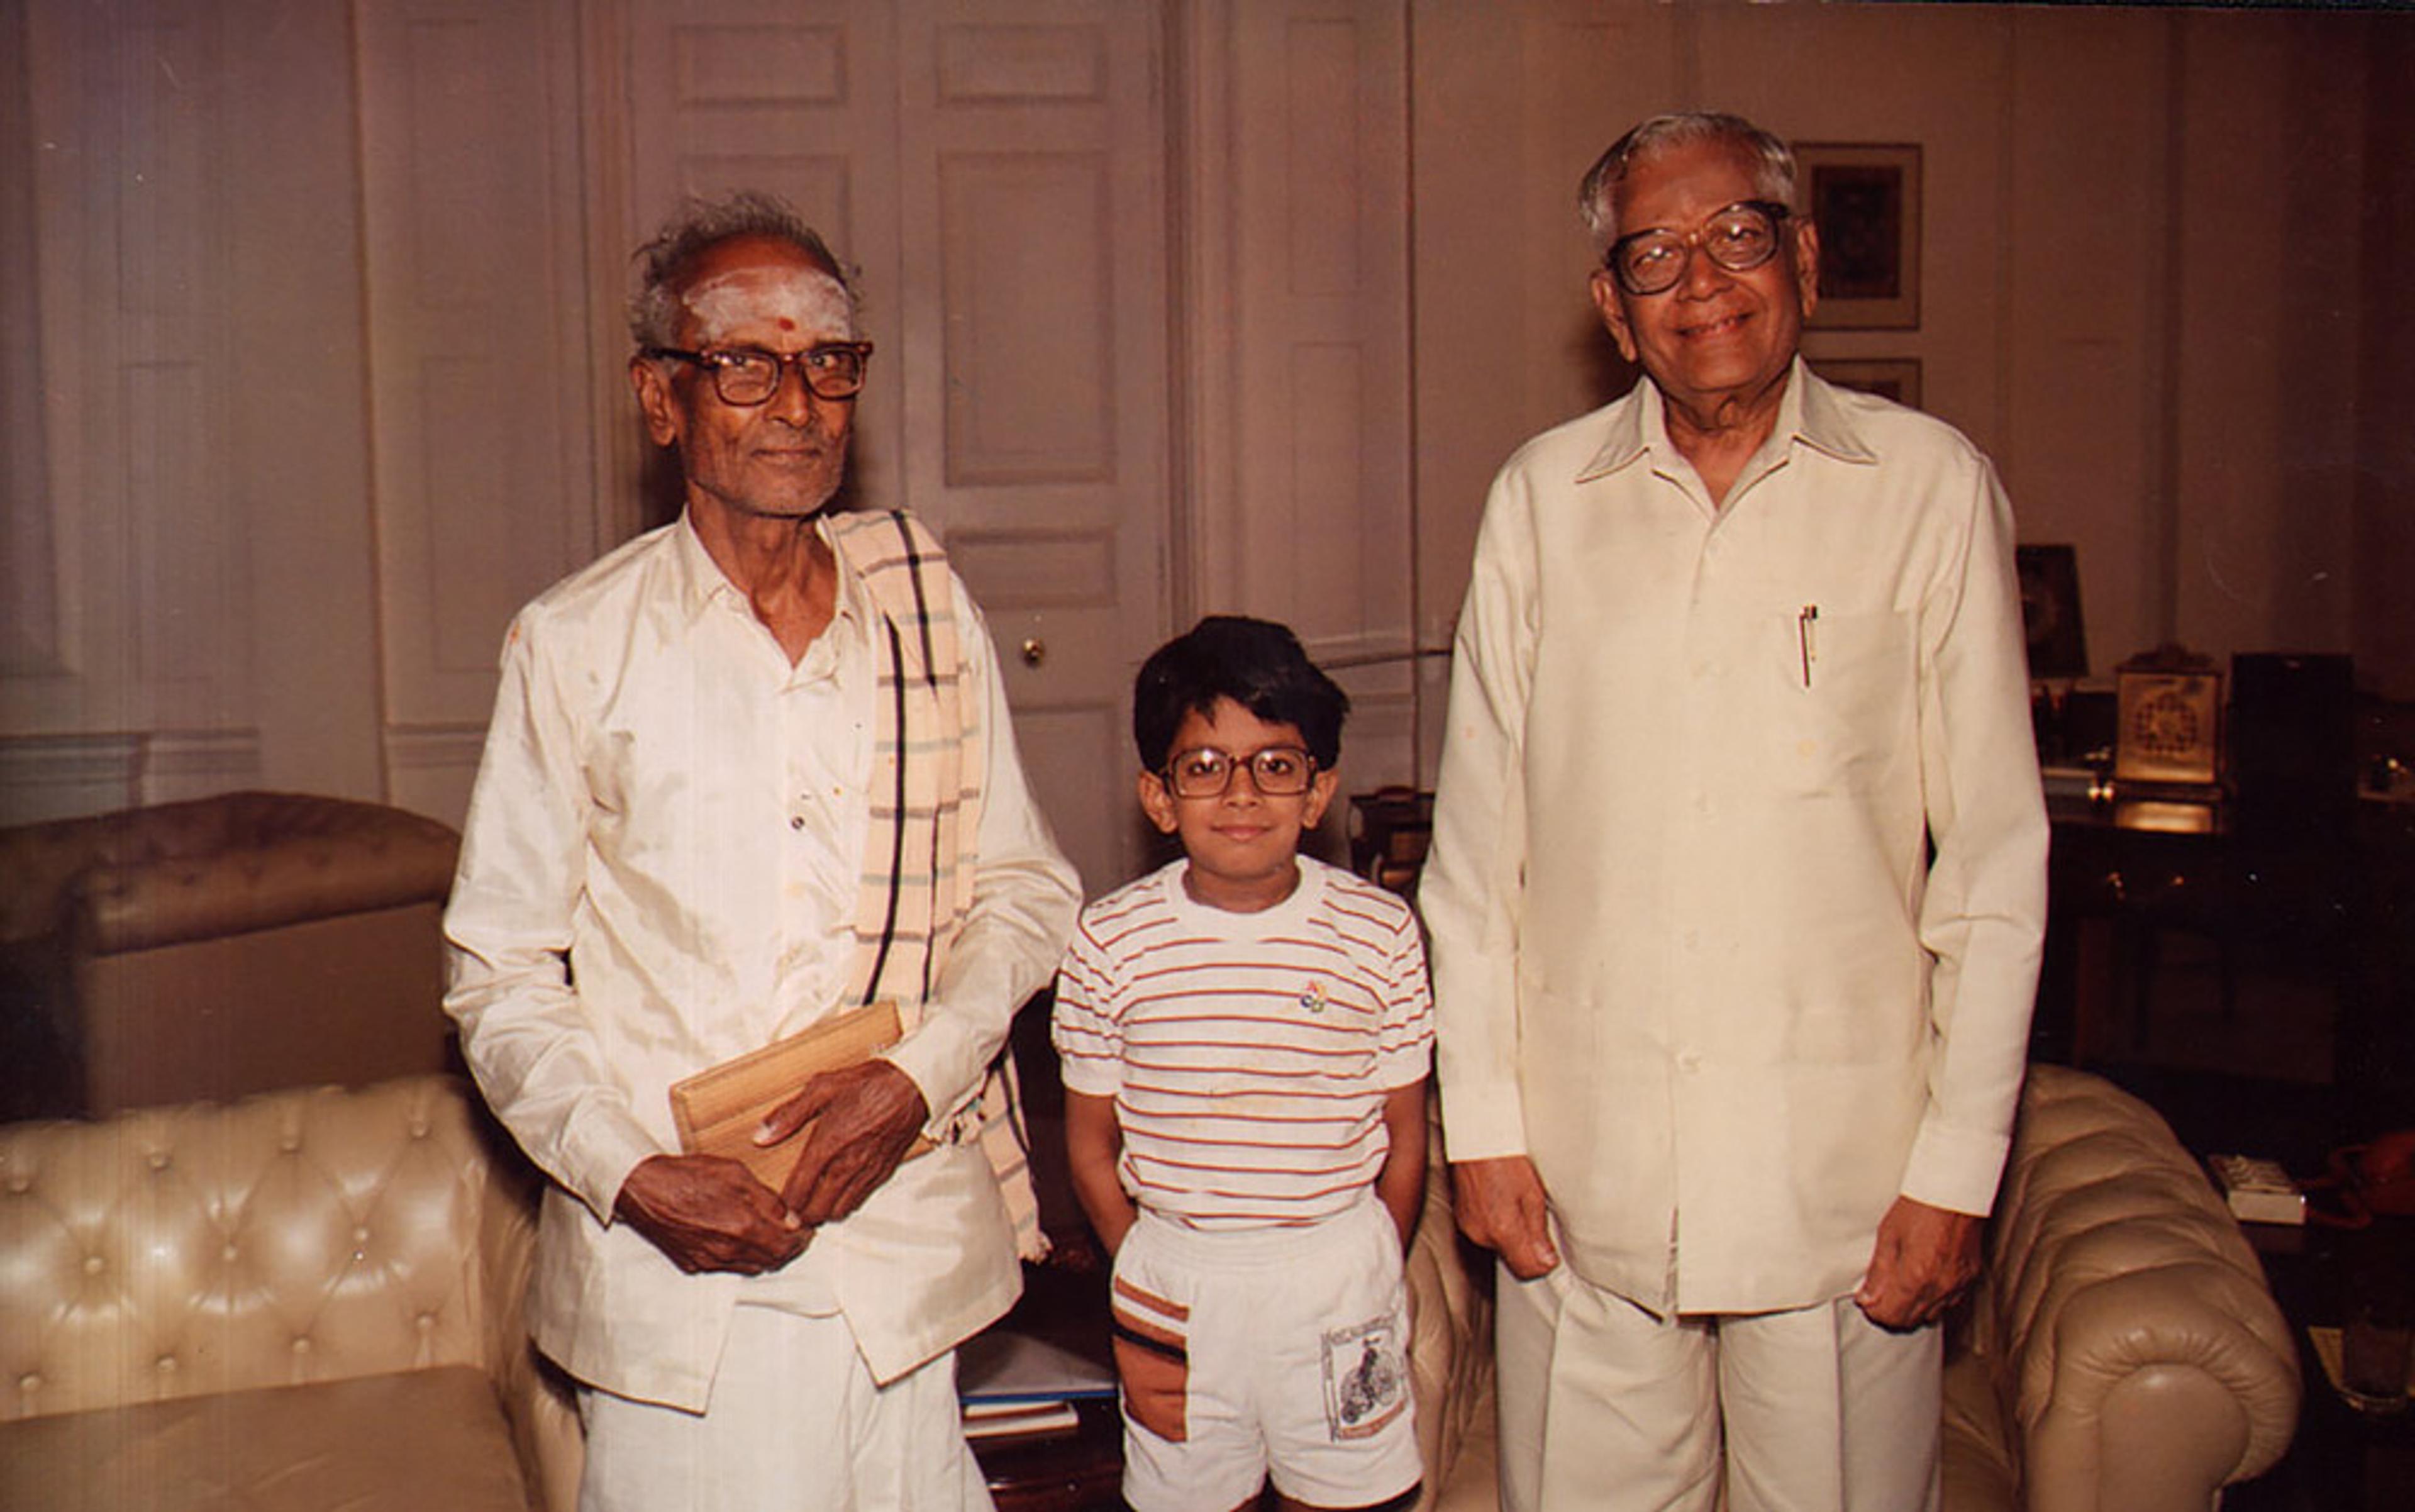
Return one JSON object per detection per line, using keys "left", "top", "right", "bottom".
{"left": 1052, "top": 857, "right": 1433, "bottom": 1229}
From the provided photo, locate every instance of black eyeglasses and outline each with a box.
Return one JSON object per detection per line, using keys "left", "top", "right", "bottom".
{"left": 1161, "top": 745, "right": 1318, "bottom": 799}
{"left": 1604, "top": 200, "right": 1791, "bottom": 297}
{"left": 641, "top": 342, "right": 875, "bottom": 404}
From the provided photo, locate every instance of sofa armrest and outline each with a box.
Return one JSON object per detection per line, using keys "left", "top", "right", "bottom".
{"left": 474, "top": 1116, "right": 581, "bottom": 1512}
{"left": 1977, "top": 1066, "right": 2300, "bottom": 1511}
{"left": 1406, "top": 1109, "right": 1496, "bottom": 1506}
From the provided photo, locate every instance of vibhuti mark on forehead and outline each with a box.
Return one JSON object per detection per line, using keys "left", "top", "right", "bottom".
{"left": 682, "top": 264, "right": 853, "bottom": 343}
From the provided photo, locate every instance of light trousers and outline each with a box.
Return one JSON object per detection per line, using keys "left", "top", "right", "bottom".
{"left": 577, "top": 1304, "right": 994, "bottom": 1512}
{"left": 1493, "top": 1265, "right": 1940, "bottom": 1512}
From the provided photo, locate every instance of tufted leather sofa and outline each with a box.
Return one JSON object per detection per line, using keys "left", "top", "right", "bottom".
{"left": 0, "top": 791, "right": 461, "bottom": 1118}
{"left": 1402, "top": 1064, "right": 2302, "bottom": 1511}
{"left": 0, "top": 1074, "right": 580, "bottom": 1512}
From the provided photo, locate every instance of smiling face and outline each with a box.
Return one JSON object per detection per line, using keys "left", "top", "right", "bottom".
{"left": 630, "top": 233, "right": 858, "bottom": 523}
{"left": 1590, "top": 136, "right": 1818, "bottom": 430}
{"left": 1138, "top": 697, "right": 1340, "bottom": 914}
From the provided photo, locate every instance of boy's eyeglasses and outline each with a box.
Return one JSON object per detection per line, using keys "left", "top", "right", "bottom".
{"left": 1161, "top": 745, "right": 1318, "bottom": 799}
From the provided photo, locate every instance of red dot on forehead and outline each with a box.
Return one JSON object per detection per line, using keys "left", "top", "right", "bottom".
{"left": 777, "top": 317, "right": 796, "bottom": 331}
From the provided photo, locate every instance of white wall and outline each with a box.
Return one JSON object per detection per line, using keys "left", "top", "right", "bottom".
{"left": 5, "top": 0, "right": 2409, "bottom": 832}
{"left": 1411, "top": 1, "right": 2407, "bottom": 767}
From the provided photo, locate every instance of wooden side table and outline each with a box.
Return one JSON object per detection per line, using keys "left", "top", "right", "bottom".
{"left": 975, "top": 1396, "right": 1124, "bottom": 1512}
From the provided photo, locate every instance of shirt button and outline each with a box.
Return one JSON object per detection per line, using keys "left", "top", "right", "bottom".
{"left": 790, "top": 816, "right": 805, "bottom": 831}
{"left": 1682, "top": 930, "right": 1702, "bottom": 952}
{"left": 1677, "top": 1051, "right": 1703, "bottom": 1073}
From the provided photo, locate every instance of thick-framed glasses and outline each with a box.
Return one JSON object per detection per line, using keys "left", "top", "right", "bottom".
{"left": 1161, "top": 745, "right": 1318, "bottom": 799}
{"left": 1604, "top": 200, "right": 1791, "bottom": 297}
{"left": 642, "top": 342, "right": 875, "bottom": 404}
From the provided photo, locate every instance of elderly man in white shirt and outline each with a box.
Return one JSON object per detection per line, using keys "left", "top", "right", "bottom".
{"left": 443, "top": 192, "right": 1080, "bottom": 1512}
{"left": 1419, "top": 113, "right": 2048, "bottom": 1512}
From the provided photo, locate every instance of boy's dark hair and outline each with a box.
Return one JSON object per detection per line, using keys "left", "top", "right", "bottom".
{"left": 1133, "top": 616, "right": 1349, "bottom": 772}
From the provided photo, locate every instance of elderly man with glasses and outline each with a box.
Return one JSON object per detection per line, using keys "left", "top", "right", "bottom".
{"left": 443, "top": 191, "right": 1079, "bottom": 1511}
{"left": 1419, "top": 112, "right": 2048, "bottom": 1510}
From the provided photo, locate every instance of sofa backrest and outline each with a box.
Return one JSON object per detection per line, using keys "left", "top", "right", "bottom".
{"left": 0, "top": 1076, "right": 519, "bottom": 1423}
{"left": 0, "top": 791, "right": 463, "bottom": 1116}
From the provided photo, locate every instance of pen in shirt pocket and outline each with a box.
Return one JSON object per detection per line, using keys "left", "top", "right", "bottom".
{"left": 1798, "top": 604, "right": 1819, "bottom": 687}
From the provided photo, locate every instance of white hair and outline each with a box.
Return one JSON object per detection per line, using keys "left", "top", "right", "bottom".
{"left": 626, "top": 191, "right": 860, "bottom": 348}
{"left": 1577, "top": 112, "right": 1798, "bottom": 252}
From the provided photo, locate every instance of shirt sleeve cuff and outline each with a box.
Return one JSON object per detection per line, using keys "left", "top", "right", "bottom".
{"left": 882, "top": 1009, "right": 989, "bottom": 1138}
{"left": 563, "top": 1105, "right": 669, "bottom": 1225}
{"left": 1437, "top": 1081, "right": 1528, "bottom": 1164}
{"left": 1897, "top": 1118, "right": 2013, "bottom": 1217}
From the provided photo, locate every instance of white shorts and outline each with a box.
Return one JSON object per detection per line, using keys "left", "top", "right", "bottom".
{"left": 1110, "top": 1196, "right": 1421, "bottom": 1512}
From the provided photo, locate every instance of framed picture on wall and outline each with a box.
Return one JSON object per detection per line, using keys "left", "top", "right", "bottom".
{"left": 2014, "top": 543, "right": 2088, "bottom": 681}
{"left": 1795, "top": 142, "right": 1921, "bottom": 330}
{"left": 1807, "top": 357, "right": 1921, "bottom": 410}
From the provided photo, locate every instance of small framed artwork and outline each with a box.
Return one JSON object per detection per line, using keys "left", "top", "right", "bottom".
{"left": 1795, "top": 142, "right": 1921, "bottom": 330}
{"left": 1809, "top": 357, "right": 1921, "bottom": 410}
{"left": 2014, "top": 543, "right": 2088, "bottom": 681}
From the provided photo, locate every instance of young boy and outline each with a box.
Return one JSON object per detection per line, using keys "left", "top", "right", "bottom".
{"left": 1052, "top": 615, "right": 1433, "bottom": 1512}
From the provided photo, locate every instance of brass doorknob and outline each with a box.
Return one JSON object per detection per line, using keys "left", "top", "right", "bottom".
{"left": 1021, "top": 638, "right": 1047, "bottom": 669}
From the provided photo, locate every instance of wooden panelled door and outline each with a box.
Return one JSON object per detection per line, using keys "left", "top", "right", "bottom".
{"left": 620, "top": 0, "right": 1172, "bottom": 898}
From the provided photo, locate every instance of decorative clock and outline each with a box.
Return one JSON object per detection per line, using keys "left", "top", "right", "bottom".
{"left": 2113, "top": 649, "right": 2221, "bottom": 791}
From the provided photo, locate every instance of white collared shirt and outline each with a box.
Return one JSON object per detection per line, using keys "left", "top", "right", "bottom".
{"left": 1422, "top": 362, "right": 2049, "bottom": 1315}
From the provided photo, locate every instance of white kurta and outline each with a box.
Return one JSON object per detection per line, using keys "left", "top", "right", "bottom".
{"left": 1422, "top": 362, "right": 2048, "bottom": 1317}
{"left": 444, "top": 513, "right": 1079, "bottom": 1410}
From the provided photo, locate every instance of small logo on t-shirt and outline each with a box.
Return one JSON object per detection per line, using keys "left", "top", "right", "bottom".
{"left": 1299, "top": 981, "right": 1328, "bottom": 1014}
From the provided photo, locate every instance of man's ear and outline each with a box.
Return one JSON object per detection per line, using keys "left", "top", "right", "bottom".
{"left": 1789, "top": 216, "right": 1820, "bottom": 324}
{"left": 1137, "top": 770, "right": 1180, "bottom": 835}
{"left": 1589, "top": 267, "right": 1639, "bottom": 364}
{"left": 1299, "top": 766, "right": 1341, "bottom": 833}
{"left": 630, "top": 355, "right": 684, "bottom": 447}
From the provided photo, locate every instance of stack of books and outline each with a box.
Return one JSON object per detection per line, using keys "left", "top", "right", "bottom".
{"left": 957, "top": 1323, "right": 1116, "bottom": 1441}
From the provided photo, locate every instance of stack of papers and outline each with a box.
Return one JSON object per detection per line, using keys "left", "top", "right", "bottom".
{"left": 957, "top": 1326, "right": 1118, "bottom": 1404}
{"left": 957, "top": 1326, "right": 1116, "bottom": 1441}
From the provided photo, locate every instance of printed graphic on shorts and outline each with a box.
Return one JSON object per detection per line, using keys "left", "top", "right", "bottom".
{"left": 1319, "top": 1313, "right": 1407, "bottom": 1440}
{"left": 1111, "top": 1274, "right": 1192, "bottom": 1443}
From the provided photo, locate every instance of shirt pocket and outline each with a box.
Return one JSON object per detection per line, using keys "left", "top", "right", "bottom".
{"left": 1770, "top": 607, "right": 1916, "bottom": 796}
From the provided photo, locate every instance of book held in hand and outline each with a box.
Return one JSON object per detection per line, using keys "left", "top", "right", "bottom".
{"left": 667, "top": 1000, "right": 913, "bottom": 1191}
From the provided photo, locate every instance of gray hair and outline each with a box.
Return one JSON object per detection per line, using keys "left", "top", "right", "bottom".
{"left": 626, "top": 191, "right": 860, "bottom": 348}
{"left": 1577, "top": 112, "right": 1797, "bottom": 252}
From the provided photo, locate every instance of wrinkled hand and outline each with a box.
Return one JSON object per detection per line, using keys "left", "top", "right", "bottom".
{"left": 1451, "top": 1156, "right": 1561, "bottom": 1280}
{"left": 1855, "top": 1196, "right": 1982, "bottom": 1330}
{"left": 613, "top": 1153, "right": 806, "bottom": 1275}
{"left": 760, "top": 1059, "right": 930, "bottom": 1228}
